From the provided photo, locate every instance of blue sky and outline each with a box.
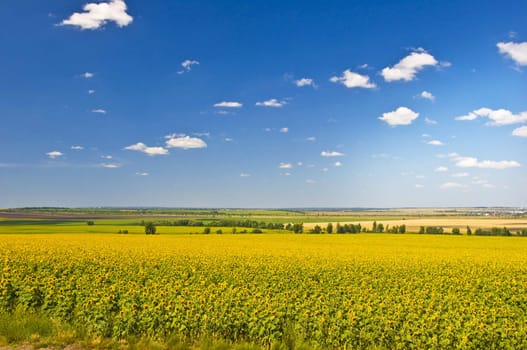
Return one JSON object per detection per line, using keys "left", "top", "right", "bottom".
{"left": 1, "top": 0, "right": 526, "bottom": 208}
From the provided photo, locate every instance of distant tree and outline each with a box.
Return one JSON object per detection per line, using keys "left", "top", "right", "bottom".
{"left": 326, "top": 223, "right": 333, "bottom": 234}
{"left": 203, "top": 227, "right": 211, "bottom": 234}
{"left": 419, "top": 226, "right": 425, "bottom": 234}
{"left": 251, "top": 228, "right": 263, "bottom": 233}
{"left": 399, "top": 225, "right": 406, "bottom": 234}
{"left": 231, "top": 227, "right": 237, "bottom": 234}
{"left": 372, "top": 221, "right": 377, "bottom": 232}
{"left": 452, "top": 227, "right": 461, "bottom": 235}
{"left": 216, "top": 229, "right": 223, "bottom": 234}
{"left": 144, "top": 222, "right": 156, "bottom": 235}
{"left": 86, "top": 221, "right": 94, "bottom": 226}
{"left": 377, "top": 223, "right": 384, "bottom": 233}
{"left": 466, "top": 226, "right": 472, "bottom": 236}
{"left": 292, "top": 223, "right": 303, "bottom": 234}
{"left": 311, "top": 225, "right": 322, "bottom": 234}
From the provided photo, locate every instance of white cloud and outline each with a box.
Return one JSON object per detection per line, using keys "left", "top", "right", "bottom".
{"left": 46, "top": 151, "right": 63, "bottom": 159}
{"left": 100, "top": 163, "right": 120, "bottom": 168}
{"left": 306, "top": 179, "right": 316, "bottom": 184}
{"left": 279, "top": 127, "right": 289, "bottom": 133}
{"left": 415, "top": 175, "right": 425, "bottom": 179}
{"left": 281, "top": 172, "right": 292, "bottom": 176}
{"left": 60, "top": 0, "right": 133, "bottom": 30}
{"left": 92, "top": 109, "right": 107, "bottom": 114}
{"left": 452, "top": 172, "right": 469, "bottom": 178}
{"left": 136, "top": 172, "right": 149, "bottom": 176}
{"left": 512, "top": 126, "right": 527, "bottom": 137}
{"left": 322, "top": 168, "right": 329, "bottom": 172}
{"left": 455, "top": 108, "right": 527, "bottom": 125}
{"left": 497, "top": 41, "right": 527, "bottom": 66}
{"left": 415, "top": 184, "right": 425, "bottom": 189}
{"left": 381, "top": 50, "right": 439, "bottom": 81}
{"left": 425, "top": 117, "right": 438, "bottom": 125}
{"left": 421, "top": 133, "right": 431, "bottom": 138}
{"left": 449, "top": 154, "right": 521, "bottom": 169}
{"left": 70, "top": 145, "right": 84, "bottom": 150}
{"left": 224, "top": 137, "right": 234, "bottom": 142}
{"left": 321, "top": 151, "right": 344, "bottom": 157}
{"left": 181, "top": 59, "right": 199, "bottom": 72}
{"left": 334, "top": 161, "right": 343, "bottom": 167}
{"left": 427, "top": 140, "right": 444, "bottom": 146}
{"left": 256, "top": 99, "right": 287, "bottom": 107}
{"left": 420, "top": 91, "right": 435, "bottom": 101}
{"left": 165, "top": 135, "right": 207, "bottom": 150}
{"left": 435, "top": 166, "right": 448, "bottom": 172}
{"left": 82, "top": 72, "right": 94, "bottom": 79}
{"left": 88, "top": 89, "right": 95, "bottom": 94}
{"left": 329, "top": 69, "right": 376, "bottom": 89}
{"left": 101, "top": 155, "right": 113, "bottom": 159}
{"left": 379, "top": 106, "right": 419, "bottom": 126}
{"left": 294, "top": 78, "right": 315, "bottom": 87}
{"left": 240, "top": 173, "right": 251, "bottom": 177}
{"left": 214, "top": 101, "right": 242, "bottom": 108}
{"left": 124, "top": 142, "right": 169, "bottom": 156}
{"left": 306, "top": 137, "right": 316, "bottom": 142}
{"left": 279, "top": 162, "right": 293, "bottom": 169}
{"left": 440, "top": 182, "right": 465, "bottom": 189}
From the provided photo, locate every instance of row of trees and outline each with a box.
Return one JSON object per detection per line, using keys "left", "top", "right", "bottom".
{"left": 309, "top": 222, "right": 406, "bottom": 234}
{"left": 141, "top": 219, "right": 291, "bottom": 230}
{"left": 142, "top": 222, "right": 304, "bottom": 235}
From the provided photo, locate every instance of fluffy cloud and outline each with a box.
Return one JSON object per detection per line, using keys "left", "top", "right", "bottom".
{"left": 381, "top": 51, "right": 438, "bottom": 82}
{"left": 82, "top": 72, "right": 94, "bottom": 78}
{"left": 256, "top": 99, "right": 287, "bottom": 107}
{"left": 512, "top": 126, "right": 527, "bottom": 137}
{"left": 306, "top": 137, "right": 316, "bottom": 142}
{"left": 294, "top": 78, "right": 315, "bottom": 87}
{"left": 124, "top": 142, "right": 169, "bottom": 156}
{"left": 182, "top": 59, "right": 199, "bottom": 70}
{"left": 440, "top": 182, "right": 465, "bottom": 189}
{"left": 305, "top": 179, "right": 316, "bottom": 184}
{"left": 92, "top": 109, "right": 107, "bottom": 114}
{"left": 452, "top": 172, "right": 469, "bottom": 178}
{"left": 100, "top": 163, "right": 120, "bottom": 168}
{"left": 279, "top": 162, "right": 293, "bottom": 169}
{"left": 88, "top": 89, "right": 96, "bottom": 94}
{"left": 60, "top": 0, "right": 133, "bottom": 30}
{"left": 427, "top": 140, "right": 444, "bottom": 146}
{"left": 70, "top": 145, "right": 84, "bottom": 150}
{"left": 329, "top": 69, "right": 376, "bottom": 89}
{"left": 165, "top": 135, "right": 207, "bottom": 150}
{"left": 420, "top": 91, "right": 435, "bottom": 101}
{"left": 240, "top": 173, "right": 251, "bottom": 177}
{"left": 415, "top": 184, "right": 425, "bottom": 189}
{"left": 46, "top": 151, "right": 63, "bottom": 159}
{"left": 434, "top": 166, "right": 448, "bottom": 172}
{"left": 455, "top": 108, "right": 527, "bottom": 125}
{"left": 449, "top": 153, "right": 520, "bottom": 169}
{"left": 425, "top": 117, "right": 438, "bottom": 125}
{"left": 178, "top": 60, "right": 200, "bottom": 74}
{"left": 321, "top": 151, "right": 344, "bottom": 157}
{"left": 334, "top": 161, "right": 343, "bottom": 167}
{"left": 136, "top": 172, "right": 149, "bottom": 176}
{"left": 497, "top": 41, "right": 527, "bottom": 66}
{"left": 379, "top": 107, "right": 419, "bottom": 126}
{"left": 213, "top": 101, "right": 242, "bottom": 108}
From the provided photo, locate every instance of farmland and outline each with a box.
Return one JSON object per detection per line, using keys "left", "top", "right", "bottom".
{"left": 1, "top": 208, "right": 527, "bottom": 349}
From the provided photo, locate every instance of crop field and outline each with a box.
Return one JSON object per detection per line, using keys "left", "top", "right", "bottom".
{"left": 1, "top": 233, "right": 527, "bottom": 349}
